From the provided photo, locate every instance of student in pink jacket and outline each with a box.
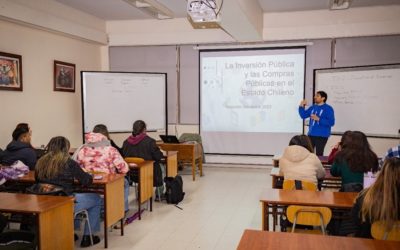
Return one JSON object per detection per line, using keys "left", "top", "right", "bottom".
{"left": 75, "top": 125, "right": 129, "bottom": 212}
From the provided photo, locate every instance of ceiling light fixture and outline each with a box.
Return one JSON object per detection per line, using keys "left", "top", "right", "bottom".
{"left": 124, "top": 0, "right": 174, "bottom": 19}
{"left": 329, "top": 0, "right": 352, "bottom": 10}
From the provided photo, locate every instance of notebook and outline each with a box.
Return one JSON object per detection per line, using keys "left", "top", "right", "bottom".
{"left": 159, "top": 135, "right": 180, "bottom": 144}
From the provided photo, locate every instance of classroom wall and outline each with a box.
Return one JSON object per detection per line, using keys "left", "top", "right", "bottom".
{"left": 0, "top": 20, "right": 103, "bottom": 149}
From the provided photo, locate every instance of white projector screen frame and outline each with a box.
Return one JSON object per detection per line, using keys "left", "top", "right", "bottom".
{"left": 81, "top": 71, "right": 167, "bottom": 135}
{"left": 314, "top": 64, "right": 400, "bottom": 138}
{"left": 199, "top": 47, "right": 307, "bottom": 156}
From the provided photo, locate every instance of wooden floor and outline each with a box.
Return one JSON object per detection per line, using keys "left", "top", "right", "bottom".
{"left": 82, "top": 165, "right": 271, "bottom": 250}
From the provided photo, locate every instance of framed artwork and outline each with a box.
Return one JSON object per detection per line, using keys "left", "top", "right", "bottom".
{"left": 0, "top": 51, "right": 23, "bottom": 91}
{"left": 54, "top": 60, "right": 75, "bottom": 92}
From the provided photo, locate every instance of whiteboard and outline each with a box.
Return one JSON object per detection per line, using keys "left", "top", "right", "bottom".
{"left": 315, "top": 64, "right": 400, "bottom": 138}
{"left": 82, "top": 71, "right": 167, "bottom": 133}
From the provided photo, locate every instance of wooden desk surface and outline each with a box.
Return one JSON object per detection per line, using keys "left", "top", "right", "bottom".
{"left": 11, "top": 170, "right": 124, "bottom": 248}
{"left": 260, "top": 189, "right": 357, "bottom": 208}
{"left": 237, "top": 230, "right": 400, "bottom": 250}
{"left": 0, "top": 192, "right": 74, "bottom": 213}
{"left": 163, "top": 150, "right": 178, "bottom": 157}
{"left": 16, "top": 170, "right": 125, "bottom": 185}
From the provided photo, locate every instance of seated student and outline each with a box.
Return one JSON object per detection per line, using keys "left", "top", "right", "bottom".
{"left": 122, "top": 120, "right": 164, "bottom": 201}
{"left": 379, "top": 144, "right": 400, "bottom": 169}
{"left": 330, "top": 131, "right": 378, "bottom": 192}
{"left": 1, "top": 124, "right": 36, "bottom": 170}
{"left": 35, "top": 136, "right": 102, "bottom": 247}
{"left": 279, "top": 135, "right": 325, "bottom": 185}
{"left": 74, "top": 125, "right": 129, "bottom": 212}
{"left": 351, "top": 157, "right": 400, "bottom": 238}
{"left": 92, "top": 124, "right": 123, "bottom": 155}
{"left": 327, "top": 130, "right": 352, "bottom": 164}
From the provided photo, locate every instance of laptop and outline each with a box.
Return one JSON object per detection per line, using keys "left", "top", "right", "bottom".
{"left": 159, "top": 135, "right": 180, "bottom": 144}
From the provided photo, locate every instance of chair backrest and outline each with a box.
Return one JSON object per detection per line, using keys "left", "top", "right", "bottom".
{"left": 124, "top": 157, "right": 145, "bottom": 165}
{"left": 371, "top": 221, "right": 400, "bottom": 241}
{"left": 26, "top": 183, "right": 67, "bottom": 196}
{"left": 287, "top": 205, "right": 332, "bottom": 230}
{"left": 283, "top": 180, "right": 317, "bottom": 191}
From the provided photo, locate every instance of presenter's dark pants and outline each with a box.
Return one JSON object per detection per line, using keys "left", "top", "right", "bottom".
{"left": 309, "top": 136, "right": 328, "bottom": 156}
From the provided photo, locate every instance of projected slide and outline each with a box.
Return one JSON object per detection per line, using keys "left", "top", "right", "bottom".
{"left": 200, "top": 48, "right": 306, "bottom": 155}
{"left": 201, "top": 50, "right": 305, "bottom": 133}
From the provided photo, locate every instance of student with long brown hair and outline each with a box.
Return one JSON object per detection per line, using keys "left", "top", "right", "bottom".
{"left": 351, "top": 157, "right": 400, "bottom": 238}
{"left": 35, "top": 136, "right": 102, "bottom": 247}
{"left": 330, "top": 131, "right": 378, "bottom": 191}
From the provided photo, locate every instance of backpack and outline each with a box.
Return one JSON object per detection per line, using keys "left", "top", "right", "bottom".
{"left": 164, "top": 175, "right": 185, "bottom": 205}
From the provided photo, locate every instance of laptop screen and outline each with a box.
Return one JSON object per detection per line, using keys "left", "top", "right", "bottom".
{"left": 159, "top": 135, "right": 180, "bottom": 143}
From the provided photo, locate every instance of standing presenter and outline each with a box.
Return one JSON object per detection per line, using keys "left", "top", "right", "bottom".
{"left": 299, "top": 91, "right": 335, "bottom": 156}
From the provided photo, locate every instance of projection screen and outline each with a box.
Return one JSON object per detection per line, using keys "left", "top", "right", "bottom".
{"left": 200, "top": 47, "right": 306, "bottom": 155}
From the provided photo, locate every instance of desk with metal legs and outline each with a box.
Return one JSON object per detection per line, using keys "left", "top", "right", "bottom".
{"left": 15, "top": 171, "right": 125, "bottom": 248}
{"left": 129, "top": 160, "right": 154, "bottom": 220}
{"left": 237, "top": 230, "right": 400, "bottom": 250}
{"left": 0, "top": 192, "right": 74, "bottom": 250}
{"left": 158, "top": 143, "right": 203, "bottom": 181}
{"left": 260, "top": 189, "right": 357, "bottom": 231}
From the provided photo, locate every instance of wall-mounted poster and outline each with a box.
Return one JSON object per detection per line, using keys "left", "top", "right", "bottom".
{"left": 0, "top": 51, "right": 23, "bottom": 91}
{"left": 54, "top": 60, "right": 75, "bottom": 92}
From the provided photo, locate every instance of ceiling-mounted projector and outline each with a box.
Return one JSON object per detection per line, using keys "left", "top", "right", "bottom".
{"left": 187, "top": 0, "right": 221, "bottom": 29}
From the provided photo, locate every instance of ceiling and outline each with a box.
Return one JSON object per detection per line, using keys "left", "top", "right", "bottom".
{"left": 55, "top": 0, "right": 400, "bottom": 21}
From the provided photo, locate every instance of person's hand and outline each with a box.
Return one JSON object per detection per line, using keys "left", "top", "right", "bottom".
{"left": 332, "top": 142, "right": 340, "bottom": 149}
{"left": 300, "top": 99, "right": 307, "bottom": 107}
{"left": 310, "top": 114, "right": 320, "bottom": 121}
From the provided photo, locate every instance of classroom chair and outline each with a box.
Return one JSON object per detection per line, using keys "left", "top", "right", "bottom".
{"left": 277, "top": 180, "right": 318, "bottom": 230}
{"left": 283, "top": 180, "right": 317, "bottom": 191}
{"left": 371, "top": 221, "right": 400, "bottom": 241}
{"left": 286, "top": 205, "right": 332, "bottom": 235}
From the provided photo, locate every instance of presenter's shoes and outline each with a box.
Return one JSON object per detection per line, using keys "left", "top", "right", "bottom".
{"left": 80, "top": 235, "right": 100, "bottom": 248}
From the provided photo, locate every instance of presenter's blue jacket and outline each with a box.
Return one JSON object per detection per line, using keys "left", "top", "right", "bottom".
{"left": 299, "top": 103, "right": 335, "bottom": 138}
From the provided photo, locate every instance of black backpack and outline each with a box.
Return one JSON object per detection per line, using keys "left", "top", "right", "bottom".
{"left": 164, "top": 175, "right": 185, "bottom": 205}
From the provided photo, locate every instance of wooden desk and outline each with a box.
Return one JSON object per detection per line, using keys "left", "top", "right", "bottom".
{"left": 158, "top": 143, "right": 203, "bottom": 181}
{"left": 0, "top": 192, "right": 74, "bottom": 250}
{"left": 162, "top": 151, "right": 178, "bottom": 177}
{"left": 237, "top": 230, "right": 400, "bottom": 250}
{"left": 15, "top": 171, "right": 125, "bottom": 248}
{"left": 129, "top": 160, "right": 154, "bottom": 220}
{"left": 90, "top": 173, "right": 125, "bottom": 248}
{"left": 270, "top": 167, "right": 341, "bottom": 189}
{"left": 260, "top": 189, "right": 357, "bottom": 231}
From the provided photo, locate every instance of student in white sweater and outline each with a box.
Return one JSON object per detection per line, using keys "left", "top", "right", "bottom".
{"left": 279, "top": 135, "right": 325, "bottom": 185}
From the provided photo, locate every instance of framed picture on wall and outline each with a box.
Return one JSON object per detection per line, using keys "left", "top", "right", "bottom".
{"left": 54, "top": 60, "right": 75, "bottom": 92}
{"left": 0, "top": 51, "right": 23, "bottom": 91}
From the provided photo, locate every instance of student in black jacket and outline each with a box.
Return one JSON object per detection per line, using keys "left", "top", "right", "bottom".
{"left": 122, "top": 120, "right": 164, "bottom": 200}
{"left": 1, "top": 125, "right": 36, "bottom": 170}
{"left": 35, "top": 136, "right": 102, "bottom": 248}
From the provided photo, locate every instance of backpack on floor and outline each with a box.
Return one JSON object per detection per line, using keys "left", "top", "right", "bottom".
{"left": 164, "top": 175, "right": 185, "bottom": 205}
